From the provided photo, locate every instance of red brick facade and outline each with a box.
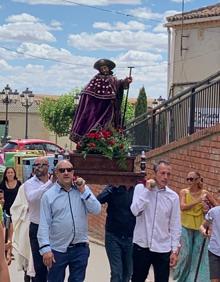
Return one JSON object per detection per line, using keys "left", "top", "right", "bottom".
{"left": 145, "top": 123, "right": 220, "bottom": 197}
{"left": 88, "top": 124, "right": 220, "bottom": 241}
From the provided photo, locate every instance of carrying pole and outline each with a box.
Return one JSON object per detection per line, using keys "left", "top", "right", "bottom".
{"left": 122, "top": 66, "right": 134, "bottom": 128}
{"left": 194, "top": 227, "right": 208, "bottom": 282}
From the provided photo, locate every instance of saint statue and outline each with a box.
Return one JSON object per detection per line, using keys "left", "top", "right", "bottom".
{"left": 70, "top": 59, "right": 132, "bottom": 142}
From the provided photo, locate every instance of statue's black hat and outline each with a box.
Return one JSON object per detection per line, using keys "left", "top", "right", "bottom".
{"left": 94, "top": 59, "right": 116, "bottom": 71}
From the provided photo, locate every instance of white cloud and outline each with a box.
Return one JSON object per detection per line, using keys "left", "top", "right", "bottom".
{"left": 93, "top": 20, "right": 146, "bottom": 31}
{"left": 49, "top": 20, "right": 62, "bottom": 30}
{"left": 0, "top": 45, "right": 167, "bottom": 98}
{"left": 13, "top": 0, "right": 141, "bottom": 5}
{"left": 0, "top": 13, "right": 56, "bottom": 42}
{"left": 68, "top": 30, "right": 167, "bottom": 52}
{"left": 6, "top": 13, "right": 39, "bottom": 23}
{"left": 0, "top": 59, "right": 12, "bottom": 71}
{"left": 128, "top": 7, "right": 163, "bottom": 20}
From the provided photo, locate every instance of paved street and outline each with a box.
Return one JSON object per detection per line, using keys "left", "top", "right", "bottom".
{"left": 9, "top": 241, "right": 174, "bottom": 281}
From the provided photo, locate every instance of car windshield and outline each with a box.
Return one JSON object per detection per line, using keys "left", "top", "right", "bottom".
{"left": 3, "top": 142, "right": 18, "bottom": 150}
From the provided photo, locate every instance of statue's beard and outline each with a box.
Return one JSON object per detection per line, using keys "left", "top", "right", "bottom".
{"left": 100, "top": 70, "right": 110, "bottom": 76}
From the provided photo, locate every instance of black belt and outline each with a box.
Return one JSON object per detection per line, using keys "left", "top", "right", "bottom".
{"left": 68, "top": 242, "right": 88, "bottom": 248}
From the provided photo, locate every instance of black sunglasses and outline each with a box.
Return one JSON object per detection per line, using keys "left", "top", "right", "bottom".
{"left": 58, "top": 168, "right": 73, "bottom": 173}
{"left": 33, "top": 163, "right": 48, "bottom": 168}
{"left": 186, "top": 177, "right": 199, "bottom": 182}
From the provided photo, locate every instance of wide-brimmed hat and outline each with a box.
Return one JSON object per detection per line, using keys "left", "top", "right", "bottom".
{"left": 94, "top": 59, "right": 116, "bottom": 71}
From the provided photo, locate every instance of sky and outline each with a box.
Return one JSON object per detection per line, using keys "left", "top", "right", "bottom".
{"left": 0, "top": 0, "right": 218, "bottom": 99}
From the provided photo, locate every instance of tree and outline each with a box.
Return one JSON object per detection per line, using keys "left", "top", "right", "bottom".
{"left": 134, "top": 87, "right": 148, "bottom": 145}
{"left": 121, "top": 99, "right": 135, "bottom": 125}
{"left": 135, "top": 86, "right": 147, "bottom": 118}
{"left": 39, "top": 89, "right": 80, "bottom": 139}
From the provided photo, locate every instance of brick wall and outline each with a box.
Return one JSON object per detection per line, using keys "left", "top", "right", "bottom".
{"left": 145, "top": 123, "right": 220, "bottom": 198}
{"left": 88, "top": 124, "right": 220, "bottom": 241}
{"left": 88, "top": 184, "right": 106, "bottom": 241}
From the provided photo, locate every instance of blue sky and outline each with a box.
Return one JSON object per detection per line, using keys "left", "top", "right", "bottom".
{"left": 0, "top": 0, "right": 218, "bottom": 99}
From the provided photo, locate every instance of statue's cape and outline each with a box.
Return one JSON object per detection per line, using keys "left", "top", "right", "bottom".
{"left": 70, "top": 74, "right": 124, "bottom": 142}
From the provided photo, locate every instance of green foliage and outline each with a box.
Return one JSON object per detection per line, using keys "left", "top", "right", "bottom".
{"left": 121, "top": 99, "right": 135, "bottom": 124}
{"left": 39, "top": 89, "right": 80, "bottom": 137}
{"left": 134, "top": 87, "right": 148, "bottom": 145}
{"left": 135, "top": 86, "right": 147, "bottom": 117}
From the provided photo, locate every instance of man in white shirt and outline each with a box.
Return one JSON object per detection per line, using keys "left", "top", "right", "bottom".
{"left": 130, "top": 160, "right": 181, "bottom": 282}
{"left": 24, "top": 157, "right": 54, "bottom": 282}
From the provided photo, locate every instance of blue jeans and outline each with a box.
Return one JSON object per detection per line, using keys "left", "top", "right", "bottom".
{"left": 48, "top": 243, "right": 90, "bottom": 282}
{"left": 105, "top": 231, "right": 133, "bottom": 282}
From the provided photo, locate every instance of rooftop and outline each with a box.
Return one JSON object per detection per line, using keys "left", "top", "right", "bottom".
{"left": 167, "top": 3, "right": 220, "bottom": 23}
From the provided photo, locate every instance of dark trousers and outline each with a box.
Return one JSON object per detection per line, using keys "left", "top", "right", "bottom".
{"left": 48, "top": 243, "right": 90, "bottom": 282}
{"left": 131, "top": 244, "right": 170, "bottom": 282}
{"left": 29, "top": 222, "right": 47, "bottom": 282}
{"left": 105, "top": 232, "right": 133, "bottom": 282}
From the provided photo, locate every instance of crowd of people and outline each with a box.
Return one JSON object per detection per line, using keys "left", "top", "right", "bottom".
{"left": 0, "top": 157, "right": 219, "bottom": 282}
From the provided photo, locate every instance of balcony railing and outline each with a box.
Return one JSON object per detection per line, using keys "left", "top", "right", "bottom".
{"left": 126, "top": 70, "right": 220, "bottom": 149}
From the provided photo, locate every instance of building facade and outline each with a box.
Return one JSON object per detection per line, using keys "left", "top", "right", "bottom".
{"left": 165, "top": 3, "right": 220, "bottom": 97}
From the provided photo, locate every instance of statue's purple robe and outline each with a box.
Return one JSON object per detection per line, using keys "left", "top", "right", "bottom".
{"left": 70, "top": 73, "right": 127, "bottom": 142}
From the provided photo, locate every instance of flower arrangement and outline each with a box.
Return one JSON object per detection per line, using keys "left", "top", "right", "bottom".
{"left": 76, "top": 128, "right": 131, "bottom": 168}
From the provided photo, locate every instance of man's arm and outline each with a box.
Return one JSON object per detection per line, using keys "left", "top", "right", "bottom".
{"left": 0, "top": 224, "right": 10, "bottom": 282}
{"left": 130, "top": 184, "right": 150, "bottom": 216}
{"left": 24, "top": 179, "right": 53, "bottom": 203}
{"left": 37, "top": 194, "right": 52, "bottom": 255}
{"left": 170, "top": 196, "right": 181, "bottom": 253}
{"left": 96, "top": 185, "right": 113, "bottom": 204}
{"left": 80, "top": 186, "right": 101, "bottom": 215}
{"left": 169, "top": 196, "right": 181, "bottom": 267}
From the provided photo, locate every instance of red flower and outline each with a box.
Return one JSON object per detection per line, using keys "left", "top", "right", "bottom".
{"left": 76, "top": 142, "right": 82, "bottom": 150}
{"left": 88, "top": 142, "right": 96, "bottom": 148}
{"left": 101, "top": 130, "right": 112, "bottom": 139}
{"left": 108, "top": 139, "right": 116, "bottom": 146}
{"left": 87, "top": 132, "right": 101, "bottom": 139}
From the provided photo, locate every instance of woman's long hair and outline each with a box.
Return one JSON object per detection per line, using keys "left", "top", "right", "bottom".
{"left": 194, "top": 171, "right": 203, "bottom": 189}
{"left": 2, "top": 167, "right": 18, "bottom": 182}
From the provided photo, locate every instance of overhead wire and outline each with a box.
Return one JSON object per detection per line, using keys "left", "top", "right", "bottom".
{"left": 61, "top": 0, "right": 163, "bottom": 23}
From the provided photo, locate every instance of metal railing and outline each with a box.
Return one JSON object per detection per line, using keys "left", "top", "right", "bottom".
{"left": 126, "top": 70, "right": 220, "bottom": 149}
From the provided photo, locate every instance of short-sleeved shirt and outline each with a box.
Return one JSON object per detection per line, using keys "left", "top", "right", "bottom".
{"left": 205, "top": 206, "right": 220, "bottom": 256}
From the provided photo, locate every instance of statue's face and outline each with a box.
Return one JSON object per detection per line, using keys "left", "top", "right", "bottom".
{"left": 100, "top": 65, "right": 110, "bottom": 75}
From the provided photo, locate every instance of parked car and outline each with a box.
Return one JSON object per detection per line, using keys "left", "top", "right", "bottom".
{"left": 0, "top": 139, "right": 64, "bottom": 155}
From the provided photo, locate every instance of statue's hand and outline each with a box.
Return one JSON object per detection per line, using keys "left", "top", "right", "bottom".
{"left": 126, "top": 76, "right": 132, "bottom": 84}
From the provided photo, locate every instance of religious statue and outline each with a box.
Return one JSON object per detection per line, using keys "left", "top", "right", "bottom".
{"left": 70, "top": 59, "right": 132, "bottom": 143}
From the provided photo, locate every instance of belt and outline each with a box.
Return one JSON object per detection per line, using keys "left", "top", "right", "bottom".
{"left": 68, "top": 242, "right": 88, "bottom": 248}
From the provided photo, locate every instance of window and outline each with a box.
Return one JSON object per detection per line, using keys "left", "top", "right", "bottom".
{"left": 24, "top": 143, "right": 44, "bottom": 151}
{"left": 44, "top": 143, "right": 61, "bottom": 153}
{"left": 3, "top": 142, "right": 18, "bottom": 150}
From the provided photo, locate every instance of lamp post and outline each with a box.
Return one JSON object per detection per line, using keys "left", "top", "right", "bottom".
{"left": 0, "top": 84, "right": 19, "bottom": 145}
{"left": 20, "top": 88, "right": 34, "bottom": 139}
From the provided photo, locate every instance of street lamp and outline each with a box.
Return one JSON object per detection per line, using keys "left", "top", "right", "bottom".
{"left": 0, "top": 84, "right": 19, "bottom": 145}
{"left": 20, "top": 88, "right": 34, "bottom": 139}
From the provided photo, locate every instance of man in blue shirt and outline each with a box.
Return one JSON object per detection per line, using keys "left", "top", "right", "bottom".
{"left": 37, "top": 160, "right": 101, "bottom": 282}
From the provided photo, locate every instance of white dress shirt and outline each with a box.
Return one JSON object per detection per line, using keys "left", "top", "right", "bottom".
{"left": 131, "top": 183, "right": 181, "bottom": 253}
{"left": 24, "top": 175, "right": 53, "bottom": 224}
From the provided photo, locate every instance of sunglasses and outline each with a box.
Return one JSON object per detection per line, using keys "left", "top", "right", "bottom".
{"left": 186, "top": 177, "right": 199, "bottom": 182}
{"left": 58, "top": 168, "right": 73, "bottom": 173}
{"left": 33, "top": 163, "right": 48, "bottom": 168}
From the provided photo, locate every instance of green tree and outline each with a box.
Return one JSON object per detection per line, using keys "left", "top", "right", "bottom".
{"left": 121, "top": 99, "right": 135, "bottom": 125}
{"left": 134, "top": 87, "right": 148, "bottom": 145}
{"left": 39, "top": 89, "right": 80, "bottom": 138}
{"left": 134, "top": 86, "right": 147, "bottom": 118}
